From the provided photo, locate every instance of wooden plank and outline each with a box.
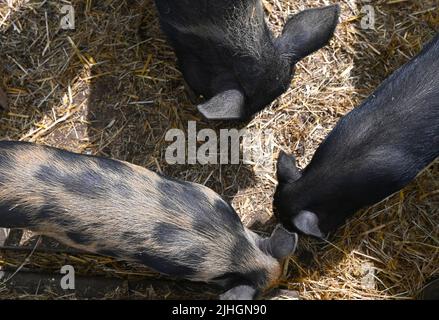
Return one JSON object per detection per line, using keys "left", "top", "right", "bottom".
{"left": 0, "top": 87, "right": 8, "bottom": 110}
{"left": 0, "top": 236, "right": 300, "bottom": 299}
{"left": 0, "top": 270, "right": 299, "bottom": 300}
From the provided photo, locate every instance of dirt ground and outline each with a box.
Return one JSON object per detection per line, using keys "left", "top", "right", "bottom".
{"left": 0, "top": 0, "right": 438, "bottom": 299}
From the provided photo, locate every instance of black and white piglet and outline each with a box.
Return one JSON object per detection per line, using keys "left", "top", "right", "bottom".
{"left": 274, "top": 33, "right": 439, "bottom": 238}
{"left": 0, "top": 87, "right": 7, "bottom": 110}
{"left": 0, "top": 141, "right": 297, "bottom": 300}
{"left": 154, "top": 0, "right": 339, "bottom": 120}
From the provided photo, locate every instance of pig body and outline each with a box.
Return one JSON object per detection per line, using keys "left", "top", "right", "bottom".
{"left": 274, "top": 33, "right": 439, "bottom": 238}
{"left": 154, "top": 0, "right": 339, "bottom": 120}
{"left": 0, "top": 141, "right": 297, "bottom": 299}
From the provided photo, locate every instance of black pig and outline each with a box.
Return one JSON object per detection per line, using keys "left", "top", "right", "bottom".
{"left": 154, "top": 0, "right": 340, "bottom": 120}
{"left": 0, "top": 141, "right": 298, "bottom": 300}
{"left": 274, "top": 33, "right": 439, "bottom": 238}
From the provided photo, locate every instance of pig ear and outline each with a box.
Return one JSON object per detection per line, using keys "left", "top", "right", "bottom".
{"left": 197, "top": 89, "right": 246, "bottom": 121}
{"left": 277, "top": 151, "right": 302, "bottom": 183}
{"left": 0, "top": 87, "right": 8, "bottom": 111}
{"left": 275, "top": 5, "right": 340, "bottom": 61}
{"left": 220, "top": 285, "right": 256, "bottom": 300}
{"left": 293, "top": 210, "right": 325, "bottom": 239}
{"left": 267, "top": 224, "right": 298, "bottom": 260}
